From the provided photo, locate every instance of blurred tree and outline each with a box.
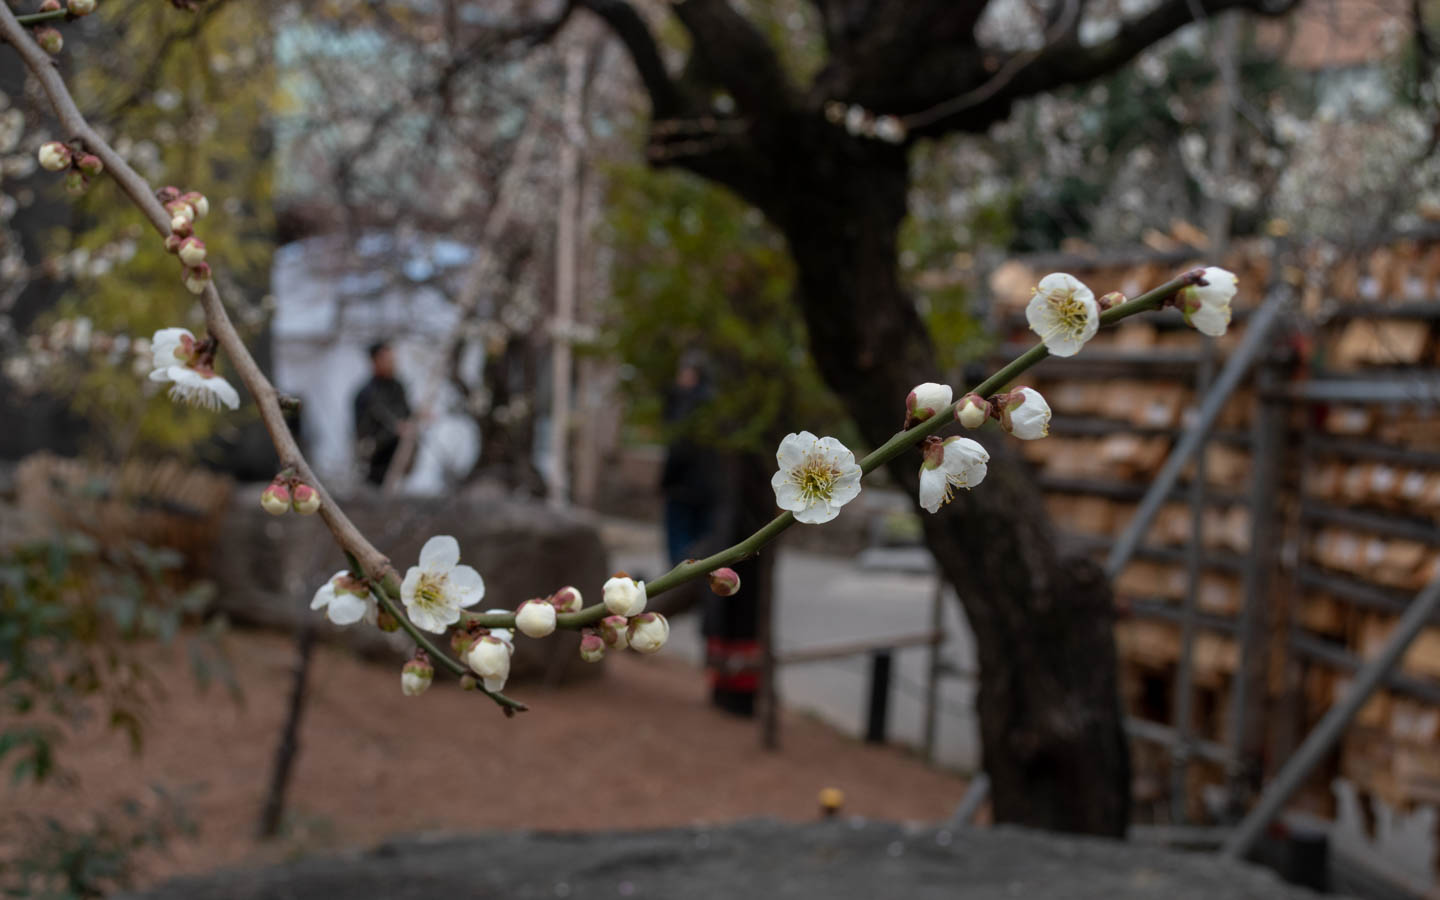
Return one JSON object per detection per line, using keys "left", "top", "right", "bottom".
{"left": 569, "top": 0, "right": 1304, "bottom": 835}
{"left": 1, "top": 0, "right": 278, "bottom": 463}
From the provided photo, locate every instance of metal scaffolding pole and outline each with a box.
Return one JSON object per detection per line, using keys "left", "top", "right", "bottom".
{"left": 1105, "top": 288, "right": 1291, "bottom": 578}
{"left": 1221, "top": 573, "right": 1440, "bottom": 859}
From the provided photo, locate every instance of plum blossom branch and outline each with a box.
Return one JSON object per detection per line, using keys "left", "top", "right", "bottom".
{"left": 464, "top": 270, "right": 1207, "bottom": 632}
{"left": 0, "top": 2, "right": 522, "bottom": 712}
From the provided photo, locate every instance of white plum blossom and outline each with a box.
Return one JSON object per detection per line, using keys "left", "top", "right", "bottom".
{"left": 147, "top": 326, "right": 240, "bottom": 410}
{"left": 515, "top": 599, "right": 557, "bottom": 638}
{"left": 918, "top": 436, "right": 990, "bottom": 514}
{"left": 603, "top": 575, "right": 646, "bottom": 617}
{"left": 310, "top": 570, "right": 377, "bottom": 626}
{"left": 1026, "top": 273, "right": 1099, "bottom": 357}
{"left": 466, "top": 635, "right": 512, "bottom": 693}
{"left": 627, "top": 612, "right": 670, "bottom": 654}
{"left": 771, "top": 431, "right": 863, "bottom": 525}
{"left": 399, "top": 535, "right": 485, "bottom": 633}
{"left": 999, "top": 387, "right": 1051, "bottom": 440}
{"left": 1178, "top": 267, "right": 1237, "bottom": 337}
{"left": 906, "top": 382, "right": 952, "bottom": 424}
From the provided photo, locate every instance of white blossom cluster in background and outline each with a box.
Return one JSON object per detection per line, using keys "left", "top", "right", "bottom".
{"left": 2, "top": 317, "right": 151, "bottom": 394}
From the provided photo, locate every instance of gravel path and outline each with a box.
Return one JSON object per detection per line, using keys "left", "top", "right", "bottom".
{"left": 5, "top": 628, "right": 968, "bottom": 888}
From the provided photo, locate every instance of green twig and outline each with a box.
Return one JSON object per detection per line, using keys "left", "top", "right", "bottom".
{"left": 464, "top": 270, "right": 1202, "bottom": 632}
{"left": 16, "top": 9, "right": 69, "bottom": 25}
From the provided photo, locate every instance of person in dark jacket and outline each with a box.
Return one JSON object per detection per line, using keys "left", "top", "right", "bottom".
{"left": 353, "top": 341, "right": 412, "bottom": 486}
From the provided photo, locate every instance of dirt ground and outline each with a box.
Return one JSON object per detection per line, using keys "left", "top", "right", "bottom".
{"left": 5, "top": 627, "right": 969, "bottom": 889}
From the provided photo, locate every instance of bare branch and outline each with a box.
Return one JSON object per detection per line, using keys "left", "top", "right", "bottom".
{"left": 671, "top": 0, "right": 796, "bottom": 117}
{"left": 576, "top": 0, "right": 682, "bottom": 118}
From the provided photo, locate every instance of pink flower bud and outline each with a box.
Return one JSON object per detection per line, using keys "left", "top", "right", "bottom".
{"left": 183, "top": 263, "right": 211, "bottom": 295}
{"left": 515, "top": 598, "right": 557, "bottom": 638}
{"left": 708, "top": 567, "right": 741, "bottom": 596}
{"left": 401, "top": 656, "right": 433, "bottom": 696}
{"left": 259, "top": 482, "right": 290, "bottom": 515}
{"left": 68, "top": 0, "right": 97, "bottom": 15}
{"left": 291, "top": 483, "right": 321, "bottom": 515}
{"left": 39, "top": 0, "right": 61, "bottom": 10}
{"left": 579, "top": 631, "right": 606, "bottom": 662}
{"left": 37, "top": 142, "right": 71, "bottom": 172}
{"left": 170, "top": 215, "right": 193, "bottom": 237}
{"left": 956, "top": 392, "right": 991, "bottom": 429}
{"left": 549, "top": 585, "right": 583, "bottom": 613}
{"left": 1097, "top": 290, "right": 1126, "bottom": 311}
{"left": 64, "top": 171, "right": 88, "bottom": 195}
{"left": 163, "top": 234, "right": 184, "bottom": 254}
{"left": 34, "top": 27, "right": 63, "bottom": 55}
{"left": 156, "top": 185, "right": 182, "bottom": 204}
{"left": 599, "top": 615, "right": 629, "bottom": 649}
{"left": 178, "top": 237, "right": 207, "bottom": 267}
{"left": 627, "top": 612, "right": 670, "bottom": 654}
{"left": 181, "top": 191, "right": 209, "bottom": 219}
{"left": 75, "top": 154, "right": 103, "bottom": 177}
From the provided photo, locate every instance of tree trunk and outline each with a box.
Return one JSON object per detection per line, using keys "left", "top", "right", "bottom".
{"left": 753, "top": 137, "right": 1131, "bottom": 835}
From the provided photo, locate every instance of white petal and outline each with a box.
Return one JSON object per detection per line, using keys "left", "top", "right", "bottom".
{"left": 1189, "top": 302, "right": 1230, "bottom": 337}
{"left": 446, "top": 565, "right": 485, "bottom": 607}
{"left": 419, "top": 535, "right": 461, "bottom": 572}
{"left": 1025, "top": 294, "right": 1059, "bottom": 335}
{"left": 1046, "top": 333, "right": 1084, "bottom": 358}
{"left": 148, "top": 366, "right": 176, "bottom": 383}
{"left": 483, "top": 674, "right": 508, "bottom": 693}
{"left": 410, "top": 604, "right": 454, "bottom": 634}
{"left": 311, "top": 583, "right": 335, "bottom": 611}
{"left": 776, "top": 432, "right": 815, "bottom": 470}
{"left": 400, "top": 567, "right": 421, "bottom": 604}
{"left": 814, "top": 436, "right": 855, "bottom": 464}
{"left": 207, "top": 375, "right": 241, "bottom": 410}
{"left": 772, "top": 475, "right": 804, "bottom": 510}
{"left": 326, "top": 591, "right": 369, "bottom": 626}
{"left": 918, "top": 466, "right": 947, "bottom": 514}
{"left": 794, "top": 501, "right": 840, "bottom": 524}
{"left": 829, "top": 471, "right": 862, "bottom": 506}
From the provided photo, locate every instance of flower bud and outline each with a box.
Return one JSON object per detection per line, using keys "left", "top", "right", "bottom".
{"left": 290, "top": 482, "right": 321, "bottom": 514}
{"left": 1097, "top": 290, "right": 1126, "bottom": 310}
{"left": 549, "top": 585, "right": 582, "bottom": 614}
{"left": 872, "top": 115, "right": 907, "bottom": 144}
{"left": 603, "top": 573, "right": 646, "bottom": 617}
{"left": 459, "top": 674, "right": 479, "bottom": 691}
{"left": 39, "top": 0, "right": 61, "bottom": 10}
{"left": 165, "top": 199, "right": 195, "bottom": 223}
{"left": 170, "top": 215, "right": 193, "bottom": 237}
{"left": 956, "top": 393, "right": 991, "bottom": 429}
{"left": 515, "top": 598, "right": 557, "bottom": 638}
{"left": 68, "top": 0, "right": 97, "bottom": 15}
{"left": 181, "top": 191, "right": 209, "bottom": 219}
{"left": 64, "top": 171, "right": 88, "bottom": 195}
{"left": 37, "top": 142, "right": 71, "bottom": 172}
{"left": 156, "top": 185, "right": 182, "bottom": 204}
{"left": 376, "top": 608, "right": 400, "bottom": 632}
{"left": 905, "top": 382, "right": 952, "bottom": 425}
{"left": 627, "top": 612, "right": 670, "bottom": 654}
{"left": 466, "top": 635, "right": 511, "bottom": 692}
{"left": 451, "top": 625, "right": 480, "bottom": 658}
{"left": 34, "top": 27, "right": 63, "bottom": 55}
{"left": 579, "top": 631, "right": 606, "bottom": 662}
{"left": 401, "top": 656, "right": 433, "bottom": 697}
{"left": 599, "top": 615, "right": 629, "bottom": 649}
{"left": 183, "top": 263, "right": 211, "bottom": 295}
{"left": 177, "top": 237, "right": 207, "bottom": 267}
{"left": 708, "top": 567, "right": 741, "bottom": 596}
{"left": 259, "top": 482, "right": 290, "bottom": 515}
{"left": 75, "top": 154, "right": 103, "bottom": 177}
{"left": 997, "top": 386, "right": 1051, "bottom": 440}
{"left": 163, "top": 234, "right": 184, "bottom": 254}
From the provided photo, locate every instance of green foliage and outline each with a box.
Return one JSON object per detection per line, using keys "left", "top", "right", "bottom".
{"left": 0, "top": 533, "right": 229, "bottom": 788}
{"left": 600, "top": 164, "right": 848, "bottom": 453}
{"left": 32, "top": 0, "right": 277, "bottom": 454}
{"left": 0, "top": 786, "right": 196, "bottom": 899}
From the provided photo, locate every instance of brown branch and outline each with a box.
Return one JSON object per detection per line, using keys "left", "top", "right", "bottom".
{"left": 670, "top": 0, "right": 795, "bottom": 118}
{"left": 576, "top": 0, "right": 682, "bottom": 118}
{"left": 0, "top": 5, "right": 525, "bottom": 713}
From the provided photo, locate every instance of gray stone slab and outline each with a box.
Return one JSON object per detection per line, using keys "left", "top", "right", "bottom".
{"left": 124, "top": 820, "right": 1320, "bottom": 900}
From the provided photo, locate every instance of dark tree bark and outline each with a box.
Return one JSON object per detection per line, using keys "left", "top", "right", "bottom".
{"left": 574, "top": 0, "right": 1297, "bottom": 835}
